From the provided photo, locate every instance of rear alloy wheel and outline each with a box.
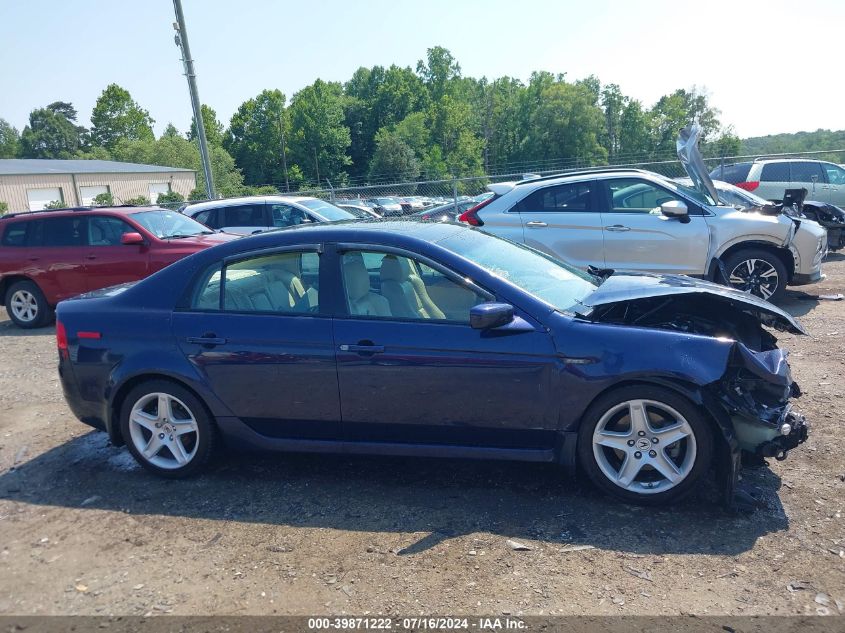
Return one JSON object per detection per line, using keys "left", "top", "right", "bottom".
{"left": 120, "top": 380, "right": 215, "bottom": 478}
{"left": 5, "top": 280, "right": 52, "bottom": 328}
{"left": 578, "top": 386, "right": 712, "bottom": 505}
{"left": 723, "top": 249, "right": 787, "bottom": 302}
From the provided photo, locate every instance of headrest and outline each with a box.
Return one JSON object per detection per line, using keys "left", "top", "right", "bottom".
{"left": 343, "top": 255, "right": 370, "bottom": 301}
{"left": 379, "top": 255, "right": 410, "bottom": 282}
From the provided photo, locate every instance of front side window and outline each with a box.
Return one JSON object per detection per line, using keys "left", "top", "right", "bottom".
{"left": 823, "top": 164, "right": 845, "bottom": 185}
{"left": 192, "top": 251, "right": 319, "bottom": 314}
{"left": 340, "top": 250, "right": 486, "bottom": 322}
{"left": 606, "top": 178, "right": 680, "bottom": 213}
{"left": 514, "top": 182, "right": 593, "bottom": 213}
{"left": 87, "top": 216, "right": 134, "bottom": 246}
{"left": 270, "top": 204, "right": 311, "bottom": 227}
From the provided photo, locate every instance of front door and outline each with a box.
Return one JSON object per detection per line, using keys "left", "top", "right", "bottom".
{"left": 515, "top": 180, "right": 606, "bottom": 269}
{"left": 83, "top": 215, "right": 150, "bottom": 291}
{"left": 598, "top": 178, "right": 710, "bottom": 275}
{"left": 172, "top": 248, "right": 340, "bottom": 439}
{"left": 332, "top": 247, "right": 560, "bottom": 448}
{"left": 819, "top": 163, "right": 845, "bottom": 206}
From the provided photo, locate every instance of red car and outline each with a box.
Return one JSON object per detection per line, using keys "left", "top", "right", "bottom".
{"left": 0, "top": 206, "right": 238, "bottom": 328}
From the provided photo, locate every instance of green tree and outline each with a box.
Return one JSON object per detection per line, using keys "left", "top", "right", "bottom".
{"left": 223, "top": 89, "right": 288, "bottom": 187}
{"left": 44, "top": 199, "right": 66, "bottom": 209}
{"left": 155, "top": 190, "right": 185, "bottom": 205}
{"left": 368, "top": 129, "right": 421, "bottom": 182}
{"left": 188, "top": 104, "right": 224, "bottom": 146}
{"left": 287, "top": 79, "right": 351, "bottom": 185}
{"left": 600, "top": 84, "right": 626, "bottom": 158}
{"left": 0, "top": 201, "right": 9, "bottom": 215}
{"left": 416, "top": 46, "right": 461, "bottom": 102}
{"left": 649, "top": 88, "right": 721, "bottom": 156}
{"left": 0, "top": 119, "right": 21, "bottom": 158}
{"left": 125, "top": 195, "right": 151, "bottom": 206}
{"left": 20, "top": 102, "right": 86, "bottom": 158}
{"left": 618, "top": 99, "right": 652, "bottom": 159}
{"left": 92, "top": 192, "right": 114, "bottom": 206}
{"left": 90, "top": 84, "right": 154, "bottom": 149}
{"left": 162, "top": 123, "right": 181, "bottom": 138}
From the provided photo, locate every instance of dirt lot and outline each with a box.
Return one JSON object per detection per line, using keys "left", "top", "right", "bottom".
{"left": 0, "top": 257, "right": 843, "bottom": 618}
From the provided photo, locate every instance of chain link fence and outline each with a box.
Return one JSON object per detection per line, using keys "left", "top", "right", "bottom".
{"left": 179, "top": 148, "right": 845, "bottom": 211}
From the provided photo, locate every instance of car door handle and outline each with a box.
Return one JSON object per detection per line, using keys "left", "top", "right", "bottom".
{"left": 339, "top": 343, "right": 385, "bottom": 353}
{"left": 525, "top": 221, "right": 548, "bottom": 227}
{"left": 85, "top": 255, "right": 97, "bottom": 260}
{"left": 605, "top": 224, "right": 631, "bottom": 232}
{"left": 186, "top": 335, "right": 227, "bottom": 346}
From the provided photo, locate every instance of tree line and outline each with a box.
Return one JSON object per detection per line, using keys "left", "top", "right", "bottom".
{"left": 0, "top": 46, "right": 766, "bottom": 199}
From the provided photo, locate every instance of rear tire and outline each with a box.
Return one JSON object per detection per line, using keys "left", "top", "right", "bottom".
{"left": 577, "top": 385, "right": 713, "bottom": 505}
{"left": 119, "top": 380, "right": 216, "bottom": 478}
{"left": 5, "top": 280, "right": 52, "bottom": 328}
{"left": 722, "top": 248, "right": 788, "bottom": 302}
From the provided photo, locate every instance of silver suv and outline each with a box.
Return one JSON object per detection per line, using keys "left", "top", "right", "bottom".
{"left": 710, "top": 159, "right": 845, "bottom": 206}
{"left": 462, "top": 135, "right": 824, "bottom": 301}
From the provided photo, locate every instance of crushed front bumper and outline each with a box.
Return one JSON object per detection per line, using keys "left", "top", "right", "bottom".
{"left": 755, "top": 407, "right": 809, "bottom": 461}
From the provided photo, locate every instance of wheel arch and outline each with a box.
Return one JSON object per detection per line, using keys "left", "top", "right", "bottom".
{"left": 0, "top": 274, "right": 39, "bottom": 307}
{"left": 109, "top": 372, "right": 216, "bottom": 446}
{"left": 710, "top": 241, "right": 795, "bottom": 282}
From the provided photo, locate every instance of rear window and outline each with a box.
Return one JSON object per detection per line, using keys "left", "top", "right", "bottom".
{"left": 761, "top": 163, "right": 790, "bottom": 182}
{"left": 1, "top": 221, "right": 28, "bottom": 246}
{"left": 709, "top": 163, "right": 752, "bottom": 184}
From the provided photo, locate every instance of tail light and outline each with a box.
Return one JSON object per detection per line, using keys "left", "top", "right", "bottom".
{"left": 56, "top": 320, "right": 69, "bottom": 359}
{"left": 736, "top": 181, "right": 760, "bottom": 192}
{"left": 458, "top": 196, "right": 496, "bottom": 226}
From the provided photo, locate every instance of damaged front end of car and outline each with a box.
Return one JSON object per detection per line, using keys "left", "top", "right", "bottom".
{"left": 578, "top": 271, "right": 809, "bottom": 509}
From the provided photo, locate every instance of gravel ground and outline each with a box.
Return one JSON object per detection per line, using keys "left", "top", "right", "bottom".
{"left": 0, "top": 257, "right": 843, "bottom": 617}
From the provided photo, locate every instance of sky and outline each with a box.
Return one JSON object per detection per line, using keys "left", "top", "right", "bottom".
{"left": 1, "top": 0, "right": 843, "bottom": 140}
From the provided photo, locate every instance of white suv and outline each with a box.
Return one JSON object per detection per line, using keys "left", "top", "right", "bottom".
{"left": 460, "top": 167, "right": 824, "bottom": 301}
{"left": 711, "top": 159, "right": 845, "bottom": 206}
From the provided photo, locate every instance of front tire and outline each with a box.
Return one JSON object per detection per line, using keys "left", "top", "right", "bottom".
{"left": 119, "top": 380, "right": 216, "bottom": 478}
{"left": 722, "top": 248, "right": 787, "bottom": 302}
{"left": 5, "top": 280, "right": 52, "bottom": 328}
{"left": 577, "top": 385, "right": 713, "bottom": 505}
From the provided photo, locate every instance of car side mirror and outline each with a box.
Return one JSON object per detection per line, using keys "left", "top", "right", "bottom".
{"left": 470, "top": 303, "right": 514, "bottom": 330}
{"left": 120, "top": 232, "right": 144, "bottom": 245}
{"left": 661, "top": 200, "right": 689, "bottom": 222}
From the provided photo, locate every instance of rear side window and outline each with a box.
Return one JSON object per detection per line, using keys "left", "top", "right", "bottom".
{"left": 42, "top": 217, "right": 87, "bottom": 246}
{"left": 710, "top": 163, "right": 751, "bottom": 184}
{"left": 790, "top": 161, "right": 825, "bottom": 183}
{"left": 1, "top": 222, "right": 29, "bottom": 246}
{"left": 514, "top": 182, "right": 593, "bottom": 213}
{"left": 760, "top": 163, "right": 790, "bottom": 182}
{"left": 222, "top": 205, "right": 266, "bottom": 228}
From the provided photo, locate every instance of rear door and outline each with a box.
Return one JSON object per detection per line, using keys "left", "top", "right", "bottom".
{"left": 83, "top": 214, "right": 150, "bottom": 291}
{"left": 25, "top": 216, "right": 90, "bottom": 303}
{"left": 598, "top": 178, "right": 710, "bottom": 275}
{"left": 514, "top": 181, "right": 606, "bottom": 269}
{"left": 172, "top": 247, "right": 340, "bottom": 439}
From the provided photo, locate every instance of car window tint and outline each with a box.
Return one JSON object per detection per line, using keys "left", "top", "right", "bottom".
{"left": 824, "top": 164, "right": 845, "bottom": 185}
{"left": 341, "top": 250, "right": 485, "bottom": 322}
{"left": 515, "top": 182, "right": 592, "bottom": 213}
{"left": 193, "top": 209, "right": 215, "bottom": 227}
{"left": 223, "top": 205, "right": 266, "bottom": 228}
{"left": 42, "top": 217, "right": 86, "bottom": 247}
{"left": 760, "top": 163, "right": 790, "bottom": 182}
{"left": 193, "top": 252, "right": 319, "bottom": 314}
{"left": 790, "top": 162, "right": 824, "bottom": 183}
{"left": 270, "top": 204, "right": 311, "bottom": 227}
{"left": 87, "top": 216, "right": 133, "bottom": 246}
{"left": 1, "top": 222, "right": 28, "bottom": 246}
{"left": 606, "top": 178, "right": 679, "bottom": 213}
{"left": 710, "top": 163, "right": 751, "bottom": 183}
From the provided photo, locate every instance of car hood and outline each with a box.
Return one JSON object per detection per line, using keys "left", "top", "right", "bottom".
{"left": 676, "top": 124, "right": 720, "bottom": 206}
{"left": 577, "top": 271, "right": 806, "bottom": 335}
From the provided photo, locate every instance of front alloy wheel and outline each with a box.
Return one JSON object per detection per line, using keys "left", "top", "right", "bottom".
{"left": 722, "top": 249, "right": 787, "bottom": 302}
{"left": 120, "top": 380, "right": 215, "bottom": 477}
{"left": 579, "top": 386, "right": 713, "bottom": 505}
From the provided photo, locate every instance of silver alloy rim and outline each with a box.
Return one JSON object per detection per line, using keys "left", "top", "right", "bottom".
{"left": 9, "top": 290, "right": 38, "bottom": 323}
{"left": 728, "top": 258, "right": 779, "bottom": 300}
{"left": 592, "top": 399, "right": 697, "bottom": 495}
{"left": 128, "top": 392, "right": 199, "bottom": 469}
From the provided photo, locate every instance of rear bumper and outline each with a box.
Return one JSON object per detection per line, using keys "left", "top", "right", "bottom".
{"left": 58, "top": 358, "right": 108, "bottom": 432}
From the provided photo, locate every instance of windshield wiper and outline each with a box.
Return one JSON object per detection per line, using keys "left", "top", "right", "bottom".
{"left": 161, "top": 233, "right": 196, "bottom": 239}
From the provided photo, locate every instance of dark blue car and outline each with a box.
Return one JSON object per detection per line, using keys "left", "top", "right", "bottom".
{"left": 56, "top": 221, "right": 808, "bottom": 505}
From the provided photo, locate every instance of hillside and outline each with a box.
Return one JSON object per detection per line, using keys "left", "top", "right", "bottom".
{"left": 741, "top": 129, "right": 845, "bottom": 155}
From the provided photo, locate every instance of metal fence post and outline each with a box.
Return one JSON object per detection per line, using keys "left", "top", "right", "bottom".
{"left": 452, "top": 178, "right": 458, "bottom": 209}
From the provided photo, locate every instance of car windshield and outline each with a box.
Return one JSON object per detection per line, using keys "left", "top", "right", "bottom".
{"left": 438, "top": 229, "right": 597, "bottom": 312}
{"left": 131, "top": 210, "right": 212, "bottom": 238}
{"left": 659, "top": 177, "right": 718, "bottom": 207}
{"left": 298, "top": 199, "right": 356, "bottom": 221}
{"left": 375, "top": 198, "right": 398, "bottom": 205}
{"left": 719, "top": 185, "right": 771, "bottom": 208}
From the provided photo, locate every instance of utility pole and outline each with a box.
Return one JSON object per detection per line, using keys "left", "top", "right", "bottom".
{"left": 173, "top": 0, "right": 215, "bottom": 199}
{"left": 313, "top": 146, "right": 320, "bottom": 187}
{"left": 277, "top": 113, "right": 289, "bottom": 192}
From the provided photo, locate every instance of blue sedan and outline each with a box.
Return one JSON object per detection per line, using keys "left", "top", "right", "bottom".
{"left": 56, "top": 221, "right": 808, "bottom": 505}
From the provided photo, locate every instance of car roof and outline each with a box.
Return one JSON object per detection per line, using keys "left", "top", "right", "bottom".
{"left": 488, "top": 168, "right": 669, "bottom": 194}
{"left": 751, "top": 158, "right": 838, "bottom": 164}
{"left": 183, "top": 195, "right": 314, "bottom": 211}
{"left": 0, "top": 205, "right": 170, "bottom": 221}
